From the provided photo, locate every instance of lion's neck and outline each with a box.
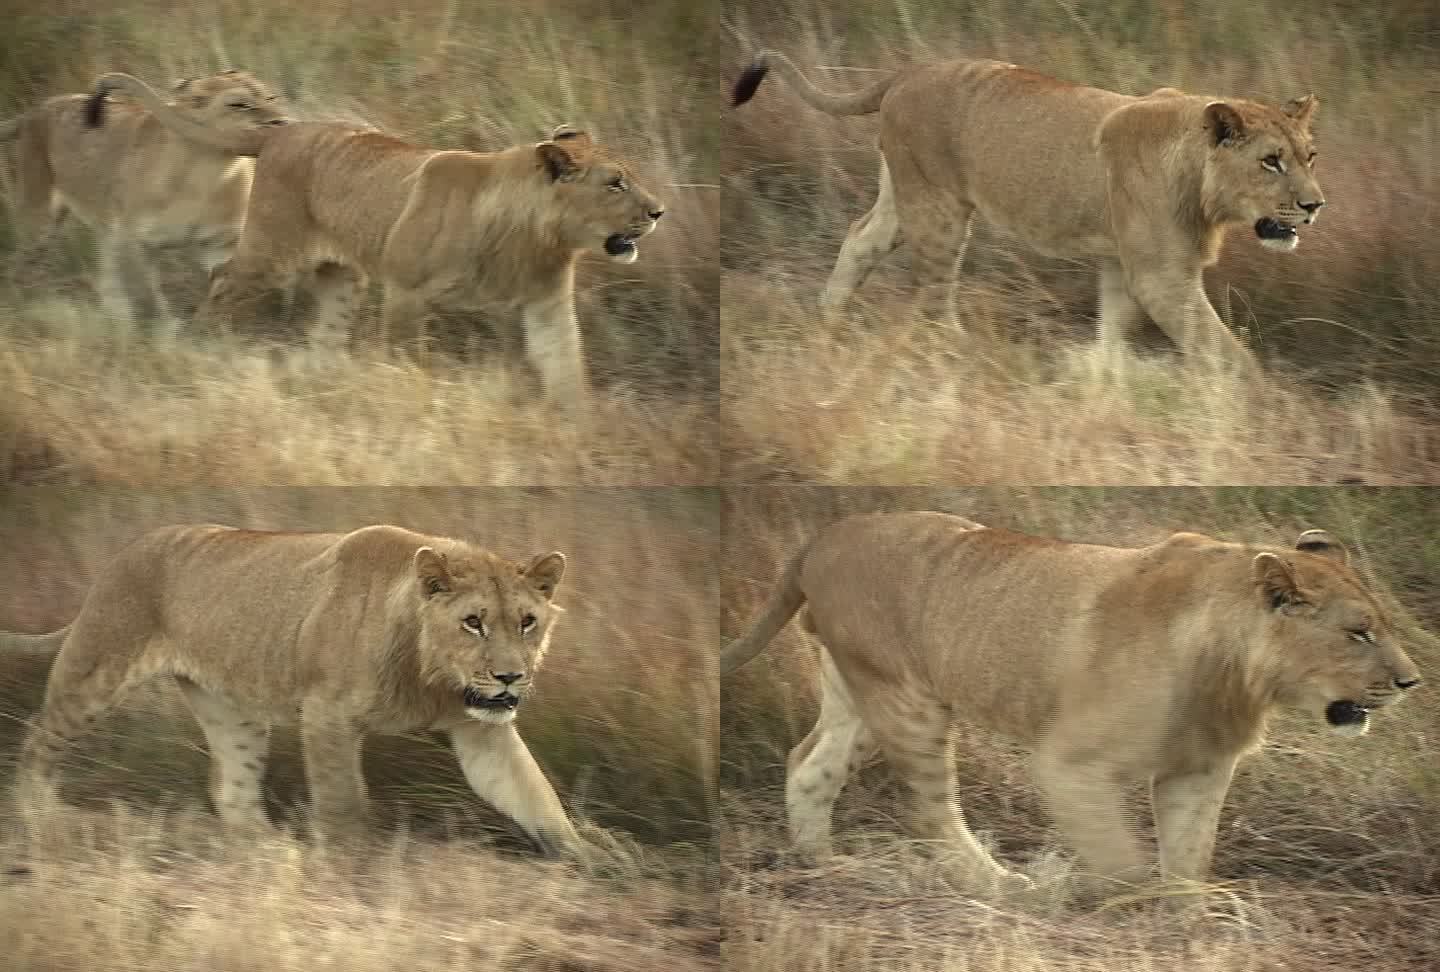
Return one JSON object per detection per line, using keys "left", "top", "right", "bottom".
{"left": 1180, "top": 631, "right": 1275, "bottom": 760}
{"left": 372, "top": 610, "right": 450, "bottom": 730}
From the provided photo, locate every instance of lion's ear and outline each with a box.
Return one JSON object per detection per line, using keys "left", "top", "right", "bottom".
{"left": 1204, "top": 101, "right": 1246, "bottom": 146}
{"left": 1295, "top": 529, "right": 1348, "bottom": 565}
{"left": 414, "top": 547, "right": 453, "bottom": 598}
{"left": 522, "top": 551, "right": 566, "bottom": 600}
{"left": 1283, "top": 94, "right": 1318, "bottom": 128}
{"left": 550, "top": 124, "right": 592, "bottom": 145}
{"left": 1254, "top": 552, "right": 1305, "bottom": 610}
{"left": 537, "top": 141, "right": 581, "bottom": 182}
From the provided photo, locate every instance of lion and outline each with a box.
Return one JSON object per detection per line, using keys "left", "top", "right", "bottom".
{"left": 723, "top": 513, "right": 1422, "bottom": 899}
{"left": 87, "top": 73, "right": 666, "bottom": 410}
{"left": 2, "top": 523, "right": 584, "bottom": 857}
{"left": 0, "top": 70, "right": 289, "bottom": 330}
{"left": 731, "top": 52, "right": 1327, "bottom": 373}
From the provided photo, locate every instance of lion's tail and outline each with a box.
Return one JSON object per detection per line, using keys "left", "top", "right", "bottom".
{"left": 732, "top": 50, "right": 895, "bottom": 116}
{"left": 721, "top": 544, "right": 811, "bottom": 676}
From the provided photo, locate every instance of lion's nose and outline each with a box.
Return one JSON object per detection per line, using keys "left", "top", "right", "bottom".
{"left": 1298, "top": 199, "right": 1324, "bottom": 214}
{"left": 1395, "top": 675, "right": 1421, "bottom": 690}
{"left": 494, "top": 671, "right": 524, "bottom": 686}
{"left": 648, "top": 208, "right": 665, "bottom": 221}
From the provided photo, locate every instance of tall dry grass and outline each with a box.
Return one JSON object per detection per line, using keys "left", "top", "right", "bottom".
{"left": 720, "top": 485, "right": 1440, "bottom": 971}
{"left": 721, "top": 0, "right": 1440, "bottom": 485}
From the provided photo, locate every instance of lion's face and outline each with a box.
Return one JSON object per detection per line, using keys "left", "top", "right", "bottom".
{"left": 1256, "top": 531, "right": 1421, "bottom": 737}
{"left": 412, "top": 546, "right": 566, "bottom": 724}
{"left": 1202, "top": 96, "right": 1324, "bottom": 252}
{"left": 172, "top": 69, "right": 291, "bottom": 137}
{"left": 535, "top": 126, "right": 665, "bottom": 264}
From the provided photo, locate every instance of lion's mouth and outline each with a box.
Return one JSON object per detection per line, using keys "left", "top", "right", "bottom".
{"left": 463, "top": 685, "right": 520, "bottom": 712}
{"left": 1255, "top": 217, "right": 1299, "bottom": 250}
{"left": 1325, "top": 699, "right": 1369, "bottom": 729}
{"left": 604, "top": 233, "right": 640, "bottom": 259}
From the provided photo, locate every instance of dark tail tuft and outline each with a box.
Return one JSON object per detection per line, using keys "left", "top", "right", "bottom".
{"left": 732, "top": 60, "right": 771, "bottom": 108}
{"left": 83, "top": 89, "right": 109, "bottom": 129}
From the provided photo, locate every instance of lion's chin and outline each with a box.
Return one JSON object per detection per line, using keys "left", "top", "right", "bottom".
{"left": 1324, "top": 699, "right": 1370, "bottom": 737}
{"left": 1255, "top": 217, "right": 1300, "bottom": 252}
{"left": 604, "top": 234, "right": 640, "bottom": 264}
{"left": 466, "top": 706, "right": 518, "bottom": 724}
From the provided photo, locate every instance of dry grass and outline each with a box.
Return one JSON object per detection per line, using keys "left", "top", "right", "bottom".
{"left": 1, "top": 324, "right": 717, "bottom": 486}
{"left": 721, "top": 486, "right": 1440, "bottom": 971}
{"left": 1, "top": 807, "right": 716, "bottom": 972}
{"left": 721, "top": 0, "right": 1440, "bottom": 485}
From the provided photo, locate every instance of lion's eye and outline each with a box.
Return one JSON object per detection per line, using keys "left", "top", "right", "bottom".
{"left": 607, "top": 176, "right": 627, "bottom": 192}
{"left": 1348, "top": 628, "right": 1374, "bottom": 644}
{"left": 1307, "top": 151, "right": 1318, "bottom": 166}
{"left": 228, "top": 102, "right": 253, "bottom": 111}
{"left": 463, "top": 614, "right": 488, "bottom": 637}
{"left": 1261, "top": 154, "right": 1284, "bottom": 173}
{"left": 520, "top": 613, "right": 537, "bottom": 634}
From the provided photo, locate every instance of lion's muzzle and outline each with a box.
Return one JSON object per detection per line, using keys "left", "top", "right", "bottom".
{"left": 463, "top": 684, "right": 521, "bottom": 713}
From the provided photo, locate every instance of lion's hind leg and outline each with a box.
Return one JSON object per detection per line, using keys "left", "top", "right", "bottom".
{"left": 14, "top": 625, "right": 147, "bottom": 821}
{"left": 176, "top": 678, "right": 272, "bottom": 831}
{"left": 860, "top": 679, "right": 1031, "bottom": 897}
{"left": 306, "top": 262, "right": 365, "bottom": 356}
{"left": 820, "top": 158, "right": 902, "bottom": 318}
{"left": 786, "top": 647, "right": 875, "bottom": 859}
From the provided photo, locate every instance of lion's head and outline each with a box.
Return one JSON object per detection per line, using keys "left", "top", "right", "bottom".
{"left": 1255, "top": 530, "right": 1421, "bottom": 736}
{"left": 411, "top": 545, "right": 566, "bottom": 724}
{"left": 1200, "top": 95, "right": 1324, "bottom": 251}
{"left": 171, "top": 69, "right": 291, "bottom": 133}
{"left": 534, "top": 125, "right": 665, "bottom": 264}
{"left": 86, "top": 68, "right": 291, "bottom": 135}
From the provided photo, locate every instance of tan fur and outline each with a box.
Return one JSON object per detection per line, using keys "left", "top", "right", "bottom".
{"left": 1, "top": 70, "right": 289, "bottom": 331}
{"left": 99, "top": 67, "right": 667, "bottom": 410}
{"left": 733, "top": 52, "right": 1327, "bottom": 374}
{"left": 724, "top": 513, "right": 1422, "bottom": 899}
{"left": 4, "top": 523, "right": 582, "bottom": 856}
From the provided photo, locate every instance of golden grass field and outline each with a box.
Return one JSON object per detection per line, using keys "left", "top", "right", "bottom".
{"left": 3, "top": 0, "right": 1440, "bottom": 969}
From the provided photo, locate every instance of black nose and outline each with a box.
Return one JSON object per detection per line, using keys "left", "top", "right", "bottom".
{"left": 494, "top": 672, "right": 523, "bottom": 685}
{"left": 1299, "top": 199, "right": 1324, "bottom": 213}
{"left": 648, "top": 209, "right": 665, "bottom": 221}
{"left": 1395, "top": 676, "right": 1421, "bottom": 690}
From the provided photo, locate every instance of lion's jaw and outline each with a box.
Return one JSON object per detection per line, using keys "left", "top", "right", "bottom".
{"left": 602, "top": 217, "right": 659, "bottom": 264}
{"left": 1255, "top": 217, "right": 1302, "bottom": 251}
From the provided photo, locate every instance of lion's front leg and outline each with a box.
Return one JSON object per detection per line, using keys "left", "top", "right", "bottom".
{"left": 1125, "top": 267, "right": 1262, "bottom": 377}
{"left": 1150, "top": 758, "right": 1237, "bottom": 883}
{"left": 451, "top": 721, "right": 581, "bottom": 859}
{"left": 1033, "top": 745, "right": 1152, "bottom": 896}
{"left": 520, "top": 295, "right": 589, "bottom": 413}
{"left": 299, "top": 711, "right": 372, "bottom": 841}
